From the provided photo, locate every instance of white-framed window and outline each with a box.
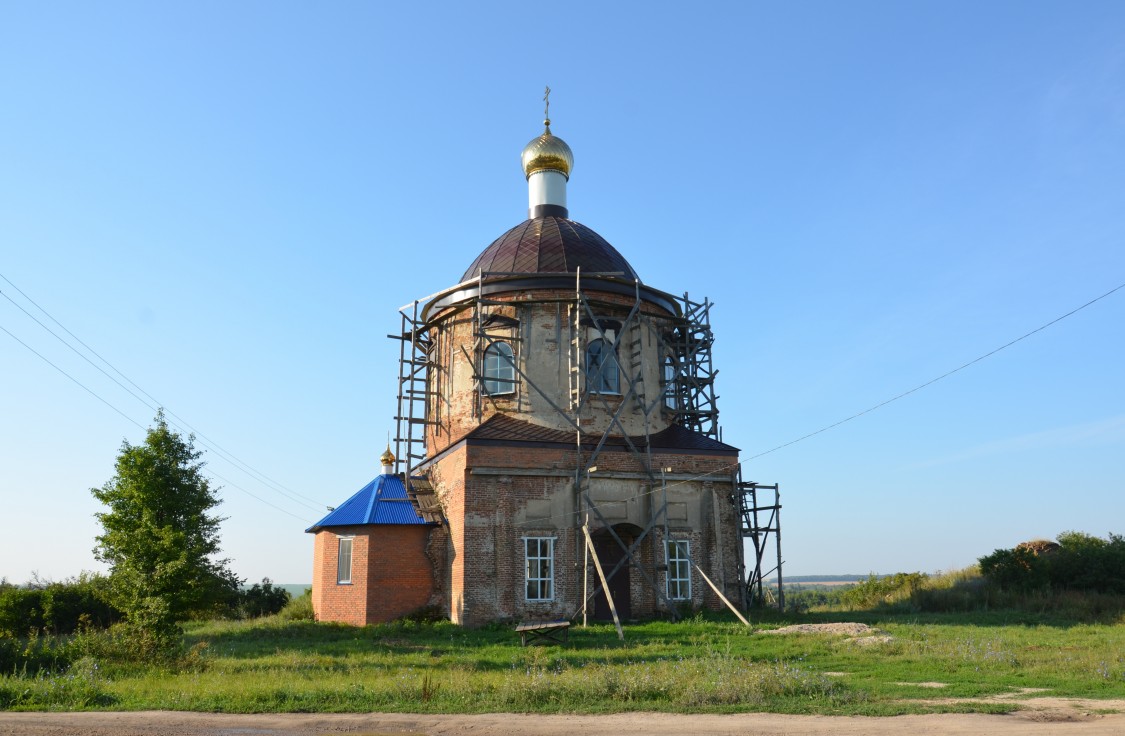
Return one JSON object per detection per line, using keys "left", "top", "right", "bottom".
{"left": 524, "top": 537, "right": 555, "bottom": 601}
{"left": 337, "top": 536, "right": 354, "bottom": 584}
{"left": 666, "top": 539, "right": 691, "bottom": 600}
{"left": 482, "top": 341, "right": 516, "bottom": 395}
{"left": 662, "top": 356, "right": 677, "bottom": 410}
{"left": 586, "top": 338, "right": 620, "bottom": 394}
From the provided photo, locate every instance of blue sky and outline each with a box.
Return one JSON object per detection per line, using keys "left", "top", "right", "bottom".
{"left": 2, "top": 2, "right": 1123, "bottom": 585}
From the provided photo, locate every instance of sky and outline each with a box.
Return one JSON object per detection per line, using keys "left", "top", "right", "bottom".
{"left": 2, "top": 1, "right": 1123, "bottom": 586}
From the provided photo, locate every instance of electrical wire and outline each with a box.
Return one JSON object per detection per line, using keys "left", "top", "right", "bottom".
{"left": 0, "top": 272, "right": 326, "bottom": 511}
{"left": 0, "top": 322, "right": 146, "bottom": 431}
{"left": 511, "top": 278, "right": 1125, "bottom": 528}
{"left": 5, "top": 269, "right": 1120, "bottom": 529}
{"left": 1, "top": 326, "right": 321, "bottom": 522}
{"left": 744, "top": 279, "right": 1125, "bottom": 461}
{"left": 3, "top": 313, "right": 317, "bottom": 522}
{"left": 203, "top": 468, "right": 312, "bottom": 522}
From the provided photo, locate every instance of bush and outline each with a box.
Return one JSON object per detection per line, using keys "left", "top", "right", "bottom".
{"left": 235, "top": 578, "right": 291, "bottom": 619}
{"left": 979, "top": 546, "right": 1048, "bottom": 592}
{"left": 979, "top": 531, "right": 1125, "bottom": 595}
{"left": 277, "top": 588, "right": 314, "bottom": 621}
{"left": 0, "top": 574, "right": 120, "bottom": 637}
{"left": 839, "top": 572, "right": 929, "bottom": 609}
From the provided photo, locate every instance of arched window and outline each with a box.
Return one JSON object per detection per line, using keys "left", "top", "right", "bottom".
{"left": 662, "top": 355, "right": 677, "bottom": 410}
{"left": 482, "top": 341, "right": 516, "bottom": 395}
{"left": 586, "top": 338, "right": 620, "bottom": 394}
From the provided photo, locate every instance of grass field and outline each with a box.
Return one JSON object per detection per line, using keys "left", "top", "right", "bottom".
{"left": 4, "top": 608, "right": 1124, "bottom": 715}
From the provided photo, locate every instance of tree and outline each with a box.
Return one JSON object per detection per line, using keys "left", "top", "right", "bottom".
{"left": 92, "top": 411, "right": 240, "bottom": 646}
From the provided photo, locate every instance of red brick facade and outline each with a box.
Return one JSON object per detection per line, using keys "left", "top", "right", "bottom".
{"left": 424, "top": 438, "right": 742, "bottom": 626}
{"left": 311, "top": 524, "right": 435, "bottom": 625}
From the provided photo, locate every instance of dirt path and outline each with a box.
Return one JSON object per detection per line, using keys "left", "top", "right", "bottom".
{"left": 2, "top": 703, "right": 1124, "bottom": 736}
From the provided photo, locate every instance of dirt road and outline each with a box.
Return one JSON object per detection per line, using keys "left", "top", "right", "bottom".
{"left": 2, "top": 702, "right": 1123, "bottom": 736}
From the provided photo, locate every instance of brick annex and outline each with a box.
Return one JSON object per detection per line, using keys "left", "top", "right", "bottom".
{"left": 307, "top": 110, "right": 747, "bottom": 627}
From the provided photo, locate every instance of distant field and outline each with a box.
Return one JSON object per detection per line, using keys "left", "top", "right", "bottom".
{"left": 784, "top": 580, "right": 859, "bottom": 588}
{"left": 276, "top": 583, "right": 310, "bottom": 598}
{"left": 769, "top": 576, "right": 868, "bottom": 588}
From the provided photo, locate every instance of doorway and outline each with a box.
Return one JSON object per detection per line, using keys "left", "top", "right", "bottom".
{"left": 591, "top": 525, "right": 637, "bottom": 621}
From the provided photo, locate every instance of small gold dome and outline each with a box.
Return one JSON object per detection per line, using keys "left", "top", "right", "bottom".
{"left": 380, "top": 445, "right": 396, "bottom": 467}
{"left": 521, "top": 121, "right": 574, "bottom": 180}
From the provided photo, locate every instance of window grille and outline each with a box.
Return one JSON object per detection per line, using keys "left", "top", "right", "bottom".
{"left": 666, "top": 539, "right": 691, "bottom": 600}
{"left": 586, "top": 338, "right": 620, "bottom": 394}
{"left": 524, "top": 537, "right": 555, "bottom": 601}
{"left": 482, "top": 341, "right": 516, "bottom": 395}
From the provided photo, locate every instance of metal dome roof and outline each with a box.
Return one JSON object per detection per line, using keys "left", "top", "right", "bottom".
{"left": 461, "top": 216, "right": 639, "bottom": 282}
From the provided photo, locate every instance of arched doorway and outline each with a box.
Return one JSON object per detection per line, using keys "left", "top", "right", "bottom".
{"left": 590, "top": 524, "right": 641, "bottom": 621}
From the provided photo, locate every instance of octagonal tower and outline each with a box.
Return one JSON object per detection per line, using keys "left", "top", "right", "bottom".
{"left": 387, "top": 111, "right": 745, "bottom": 626}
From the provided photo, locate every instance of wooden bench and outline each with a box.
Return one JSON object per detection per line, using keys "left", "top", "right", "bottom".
{"left": 515, "top": 619, "right": 570, "bottom": 646}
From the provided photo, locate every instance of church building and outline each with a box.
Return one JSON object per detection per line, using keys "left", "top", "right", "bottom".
{"left": 308, "top": 104, "right": 748, "bottom": 626}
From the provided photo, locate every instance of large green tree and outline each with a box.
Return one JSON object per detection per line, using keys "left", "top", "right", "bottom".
{"left": 92, "top": 411, "right": 239, "bottom": 642}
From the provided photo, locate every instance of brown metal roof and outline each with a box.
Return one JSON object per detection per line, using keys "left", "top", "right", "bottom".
{"left": 461, "top": 216, "right": 639, "bottom": 283}
{"left": 462, "top": 413, "right": 739, "bottom": 455}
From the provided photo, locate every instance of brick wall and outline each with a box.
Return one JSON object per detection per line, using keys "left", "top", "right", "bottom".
{"left": 311, "top": 526, "right": 369, "bottom": 627}
{"left": 311, "top": 525, "right": 436, "bottom": 626}
{"left": 424, "top": 440, "right": 741, "bottom": 626}
{"left": 364, "top": 525, "right": 435, "bottom": 623}
{"left": 429, "top": 445, "right": 468, "bottom": 623}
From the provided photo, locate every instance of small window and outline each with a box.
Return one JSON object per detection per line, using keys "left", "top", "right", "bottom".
{"left": 483, "top": 341, "right": 516, "bottom": 395}
{"left": 524, "top": 537, "right": 555, "bottom": 601}
{"left": 337, "top": 536, "right": 353, "bottom": 584}
{"left": 586, "top": 338, "right": 620, "bottom": 394}
{"left": 666, "top": 540, "right": 691, "bottom": 600}
{"left": 662, "top": 356, "right": 677, "bottom": 410}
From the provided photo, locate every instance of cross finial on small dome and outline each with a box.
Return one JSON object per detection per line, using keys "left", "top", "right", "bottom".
{"left": 543, "top": 85, "right": 551, "bottom": 132}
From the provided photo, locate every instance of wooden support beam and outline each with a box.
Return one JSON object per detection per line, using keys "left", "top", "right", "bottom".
{"left": 583, "top": 524, "right": 624, "bottom": 641}
{"left": 695, "top": 564, "right": 750, "bottom": 626}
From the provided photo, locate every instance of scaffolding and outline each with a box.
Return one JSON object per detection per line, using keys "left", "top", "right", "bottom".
{"left": 391, "top": 300, "right": 431, "bottom": 481}
{"left": 738, "top": 475, "right": 783, "bottom": 610}
{"left": 390, "top": 273, "right": 781, "bottom": 617}
{"left": 664, "top": 294, "right": 721, "bottom": 441}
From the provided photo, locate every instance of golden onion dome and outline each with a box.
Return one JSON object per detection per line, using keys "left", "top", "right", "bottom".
{"left": 521, "top": 120, "right": 574, "bottom": 180}
{"left": 380, "top": 445, "right": 396, "bottom": 467}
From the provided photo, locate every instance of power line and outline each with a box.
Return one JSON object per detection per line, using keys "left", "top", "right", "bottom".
{"left": 0, "top": 272, "right": 326, "bottom": 511}
{"left": 512, "top": 461, "right": 743, "bottom": 529}
{"left": 0, "top": 322, "right": 147, "bottom": 431}
{"left": 203, "top": 468, "right": 312, "bottom": 522}
{"left": 745, "top": 279, "right": 1125, "bottom": 461}
{"left": 2, "top": 317, "right": 317, "bottom": 522}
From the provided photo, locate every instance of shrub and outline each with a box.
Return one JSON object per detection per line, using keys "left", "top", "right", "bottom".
{"left": 236, "top": 578, "right": 291, "bottom": 619}
{"left": 979, "top": 546, "right": 1048, "bottom": 592}
{"left": 979, "top": 531, "right": 1125, "bottom": 595}
{"left": 277, "top": 588, "right": 314, "bottom": 621}
{"left": 840, "top": 572, "right": 929, "bottom": 609}
{"left": 0, "top": 574, "right": 120, "bottom": 637}
{"left": 0, "top": 587, "right": 43, "bottom": 637}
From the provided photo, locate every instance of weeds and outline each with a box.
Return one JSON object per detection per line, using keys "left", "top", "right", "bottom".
{"left": 3, "top": 600, "right": 1125, "bottom": 714}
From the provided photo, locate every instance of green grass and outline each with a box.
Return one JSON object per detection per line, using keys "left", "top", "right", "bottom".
{"left": 3, "top": 609, "right": 1124, "bottom": 714}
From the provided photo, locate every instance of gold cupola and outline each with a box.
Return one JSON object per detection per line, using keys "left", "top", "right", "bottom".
{"left": 521, "top": 121, "right": 574, "bottom": 180}
{"left": 522, "top": 88, "right": 573, "bottom": 219}
{"left": 380, "top": 444, "right": 396, "bottom": 470}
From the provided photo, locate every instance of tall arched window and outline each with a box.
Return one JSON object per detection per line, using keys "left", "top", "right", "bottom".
{"left": 662, "top": 355, "right": 677, "bottom": 410}
{"left": 586, "top": 338, "right": 620, "bottom": 394}
{"left": 482, "top": 341, "right": 516, "bottom": 395}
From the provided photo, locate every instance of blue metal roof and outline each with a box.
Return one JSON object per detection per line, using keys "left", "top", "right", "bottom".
{"left": 305, "top": 474, "right": 431, "bottom": 533}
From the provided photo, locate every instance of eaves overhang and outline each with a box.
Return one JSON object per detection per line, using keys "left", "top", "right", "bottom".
{"left": 412, "top": 273, "right": 682, "bottom": 322}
